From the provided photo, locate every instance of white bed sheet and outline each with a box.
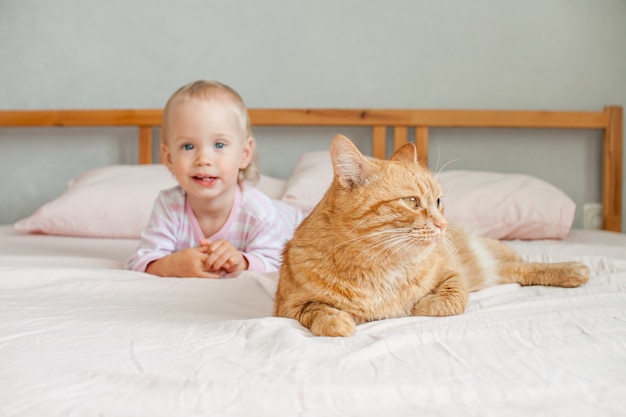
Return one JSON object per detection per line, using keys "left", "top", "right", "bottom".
{"left": 0, "top": 225, "right": 137, "bottom": 268}
{"left": 1, "top": 228, "right": 626, "bottom": 416}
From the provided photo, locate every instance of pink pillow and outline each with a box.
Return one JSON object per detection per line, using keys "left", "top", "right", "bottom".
{"left": 437, "top": 170, "right": 575, "bottom": 240}
{"left": 14, "top": 165, "right": 287, "bottom": 238}
{"left": 14, "top": 165, "right": 178, "bottom": 238}
{"left": 281, "top": 151, "right": 575, "bottom": 240}
{"left": 282, "top": 151, "right": 333, "bottom": 211}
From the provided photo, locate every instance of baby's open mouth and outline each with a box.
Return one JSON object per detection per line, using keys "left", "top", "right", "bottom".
{"left": 193, "top": 175, "right": 217, "bottom": 183}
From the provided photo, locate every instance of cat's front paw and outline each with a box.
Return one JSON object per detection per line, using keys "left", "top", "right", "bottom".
{"left": 412, "top": 293, "right": 466, "bottom": 317}
{"left": 307, "top": 310, "right": 356, "bottom": 337}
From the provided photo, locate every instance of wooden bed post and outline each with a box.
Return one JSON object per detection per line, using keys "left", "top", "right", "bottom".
{"left": 138, "top": 126, "right": 153, "bottom": 165}
{"left": 393, "top": 126, "right": 408, "bottom": 151}
{"left": 372, "top": 126, "right": 386, "bottom": 159}
{"left": 603, "top": 106, "right": 623, "bottom": 232}
{"left": 415, "top": 126, "right": 429, "bottom": 167}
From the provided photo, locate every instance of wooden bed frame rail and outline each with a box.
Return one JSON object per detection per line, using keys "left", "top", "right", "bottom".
{"left": 0, "top": 107, "right": 622, "bottom": 232}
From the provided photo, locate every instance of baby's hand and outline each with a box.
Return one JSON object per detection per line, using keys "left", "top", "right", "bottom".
{"left": 200, "top": 239, "right": 249, "bottom": 274}
{"left": 146, "top": 246, "right": 223, "bottom": 279}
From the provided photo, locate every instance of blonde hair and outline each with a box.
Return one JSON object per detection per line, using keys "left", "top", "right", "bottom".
{"left": 160, "top": 80, "right": 259, "bottom": 184}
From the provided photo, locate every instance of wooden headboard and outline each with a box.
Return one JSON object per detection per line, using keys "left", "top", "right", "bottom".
{"left": 0, "top": 107, "right": 622, "bottom": 232}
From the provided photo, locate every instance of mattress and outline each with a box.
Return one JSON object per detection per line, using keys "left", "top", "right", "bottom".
{"left": 1, "top": 226, "right": 626, "bottom": 416}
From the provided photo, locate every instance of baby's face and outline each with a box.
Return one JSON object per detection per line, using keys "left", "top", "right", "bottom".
{"left": 161, "top": 97, "right": 252, "bottom": 204}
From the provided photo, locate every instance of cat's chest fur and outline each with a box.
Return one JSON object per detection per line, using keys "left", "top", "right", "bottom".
{"left": 286, "top": 222, "right": 452, "bottom": 322}
{"left": 334, "top": 264, "right": 441, "bottom": 321}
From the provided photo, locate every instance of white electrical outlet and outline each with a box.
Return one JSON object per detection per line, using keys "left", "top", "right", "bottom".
{"left": 583, "top": 203, "right": 603, "bottom": 229}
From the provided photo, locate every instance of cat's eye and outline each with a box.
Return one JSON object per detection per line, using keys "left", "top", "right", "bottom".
{"left": 437, "top": 198, "right": 443, "bottom": 209}
{"left": 402, "top": 197, "right": 420, "bottom": 209}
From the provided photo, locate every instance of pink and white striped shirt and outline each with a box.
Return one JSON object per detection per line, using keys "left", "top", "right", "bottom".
{"left": 125, "top": 184, "right": 305, "bottom": 274}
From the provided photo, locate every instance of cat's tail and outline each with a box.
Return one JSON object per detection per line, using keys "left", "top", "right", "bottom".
{"left": 447, "top": 228, "right": 590, "bottom": 290}
{"left": 498, "top": 261, "right": 590, "bottom": 288}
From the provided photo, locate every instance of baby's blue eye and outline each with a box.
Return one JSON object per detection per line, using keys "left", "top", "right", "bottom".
{"left": 182, "top": 143, "right": 194, "bottom": 151}
{"left": 214, "top": 142, "right": 225, "bottom": 149}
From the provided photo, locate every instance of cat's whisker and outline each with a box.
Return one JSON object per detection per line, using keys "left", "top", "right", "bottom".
{"left": 442, "top": 235, "right": 460, "bottom": 262}
{"left": 357, "top": 234, "right": 411, "bottom": 264}
{"left": 434, "top": 158, "right": 462, "bottom": 178}
{"left": 334, "top": 228, "right": 413, "bottom": 250}
{"left": 351, "top": 230, "right": 408, "bottom": 250}
{"left": 353, "top": 228, "right": 443, "bottom": 263}
{"left": 445, "top": 224, "right": 463, "bottom": 235}
{"left": 434, "top": 140, "right": 442, "bottom": 174}
{"left": 346, "top": 217, "right": 372, "bottom": 235}
{"left": 352, "top": 232, "right": 409, "bottom": 256}
{"left": 333, "top": 232, "right": 386, "bottom": 251}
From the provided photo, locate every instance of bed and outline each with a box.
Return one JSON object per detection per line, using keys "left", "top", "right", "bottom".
{"left": 1, "top": 107, "right": 625, "bottom": 416}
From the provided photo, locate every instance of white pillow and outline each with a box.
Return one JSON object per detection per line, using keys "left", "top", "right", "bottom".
{"left": 281, "top": 151, "right": 575, "bottom": 240}
{"left": 14, "top": 165, "right": 287, "bottom": 238}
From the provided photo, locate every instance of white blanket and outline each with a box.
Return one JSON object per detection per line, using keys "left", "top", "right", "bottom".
{"left": 2, "top": 230, "right": 626, "bottom": 416}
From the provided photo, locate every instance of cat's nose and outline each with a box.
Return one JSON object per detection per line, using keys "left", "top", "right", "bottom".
{"left": 434, "top": 221, "right": 447, "bottom": 233}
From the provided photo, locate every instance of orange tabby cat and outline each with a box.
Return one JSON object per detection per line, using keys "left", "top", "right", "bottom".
{"left": 274, "top": 134, "right": 590, "bottom": 337}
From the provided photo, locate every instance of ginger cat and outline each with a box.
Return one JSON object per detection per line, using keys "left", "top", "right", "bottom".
{"left": 274, "top": 134, "right": 590, "bottom": 337}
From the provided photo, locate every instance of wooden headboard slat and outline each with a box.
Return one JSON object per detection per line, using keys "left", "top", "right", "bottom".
{"left": 0, "top": 107, "right": 622, "bottom": 232}
{"left": 250, "top": 109, "right": 611, "bottom": 129}
{"left": 0, "top": 109, "right": 163, "bottom": 127}
{"left": 603, "top": 106, "right": 624, "bottom": 232}
{"left": 0, "top": 108, "right": 610, "bottom": 129}
{"left": 138, "top": 126, "right": 153, "bottom": 165}
{"left": 404, "top": 109, "right": 609, "bottom": 129}
{"left": 415, "top": 127, "right": 429, "bottom": 167}
{"left": 393, "top": 127, "right": 408, "bottom": 152}
{"left": 372, "top": 126, "right": 386, "bottom": 160}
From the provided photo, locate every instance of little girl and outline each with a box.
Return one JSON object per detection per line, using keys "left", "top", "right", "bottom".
{"left": 126, "top": 80, "right": 305, "bottom": 278}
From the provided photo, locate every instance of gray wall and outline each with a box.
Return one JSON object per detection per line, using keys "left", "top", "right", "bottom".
{"left": 1, "top": 0, "right": 625, "bottom": 230}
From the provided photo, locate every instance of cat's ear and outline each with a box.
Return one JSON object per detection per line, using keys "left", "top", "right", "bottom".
{"left": 330, "top": 134, "right": 374, "bottom": 189}
{"left": 390, "top": 143, "right": 418, "bottom": 164}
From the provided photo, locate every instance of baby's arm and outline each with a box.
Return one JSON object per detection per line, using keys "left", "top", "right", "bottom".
{"left": 146, "top": 246, "right": 225, "bottom": 278}
{"left": 126, "top": 188, "right": 224, "bottom": 279}
{"left": 235, "top": 200, "right": 305, "bottom": 273}
{"left": 200, "top": 239, "right": 249, "bottom": 274}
